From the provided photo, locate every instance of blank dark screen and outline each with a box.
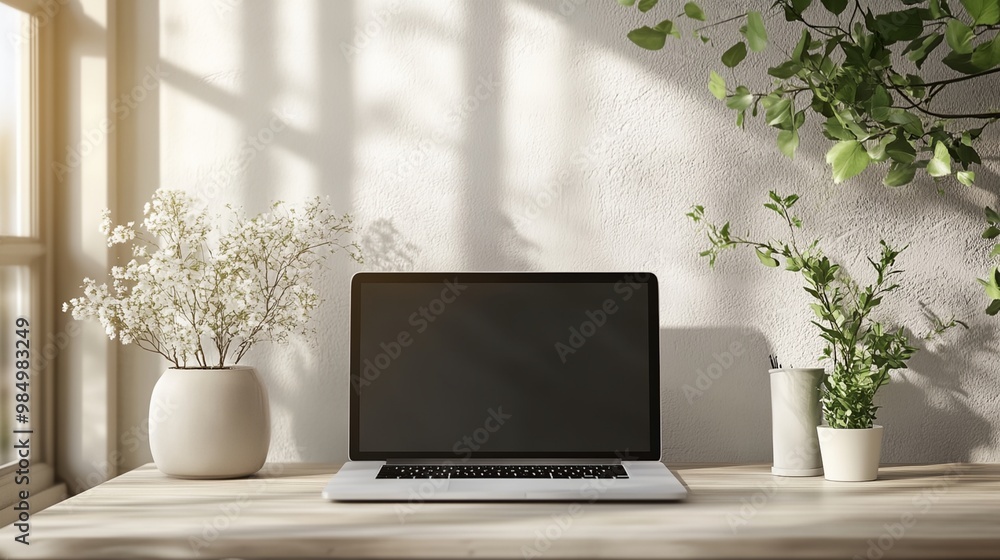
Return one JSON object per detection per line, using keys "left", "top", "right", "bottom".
{"left": 354, "top": 277, "right": 653, "bottom": 456}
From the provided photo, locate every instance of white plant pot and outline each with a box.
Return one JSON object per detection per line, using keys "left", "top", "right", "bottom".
{"left": 769, "top": 368, "right": 824, "bottom": 476}
{"left": 149, "top": 366, "right": 270, "bottom": 479}
{"left": 817, "top": 425, "right": 884, "bottom": 482}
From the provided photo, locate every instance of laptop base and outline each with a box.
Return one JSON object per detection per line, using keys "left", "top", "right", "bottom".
{"left": 323, "top": 461, "right": 688, "bottom": 501}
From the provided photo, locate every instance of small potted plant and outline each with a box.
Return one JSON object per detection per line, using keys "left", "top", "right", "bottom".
{"left": 64, "top": 190, "right": 362, "bottom": 478}
{"left": 689, "top": 192, "right": 915, "bottom": 481}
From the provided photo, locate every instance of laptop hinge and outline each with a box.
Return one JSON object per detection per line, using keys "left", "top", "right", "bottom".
{"left": 384, "top": 458, "right": 623, "bottom": 465}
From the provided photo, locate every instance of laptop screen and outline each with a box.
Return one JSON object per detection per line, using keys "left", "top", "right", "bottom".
{"left": 349, "top": 272, "right": 659, "bottom": 460}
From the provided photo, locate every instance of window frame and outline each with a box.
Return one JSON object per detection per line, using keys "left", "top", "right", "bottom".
{"left": 0, "top": 0, "right": 59, "bottom": 514}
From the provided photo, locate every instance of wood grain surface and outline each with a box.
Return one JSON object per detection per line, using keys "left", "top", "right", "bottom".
{"left": 1, "top": 462, "right": 998, "bottom": 559}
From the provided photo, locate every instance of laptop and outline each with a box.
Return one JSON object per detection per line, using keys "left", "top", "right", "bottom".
{"left": 322, "top": 272, "right": 687, "bottom": 501}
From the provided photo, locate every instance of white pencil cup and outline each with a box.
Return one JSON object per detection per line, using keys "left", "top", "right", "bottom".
{"left": 769, "top": 368, "right": 824, "bottom": 477}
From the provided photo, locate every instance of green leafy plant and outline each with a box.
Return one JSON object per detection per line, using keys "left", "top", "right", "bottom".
{"left": 688, "top": 192, "right": 916, "bottom": 429}
{"left": 979, "top": 206, "right": 1000, "bottom": 314}
{"left": 621, "top": 0, "right": 998, "bottom": 187}
{"left": 623, "top": 0, "right": 1000, "bottom": 313}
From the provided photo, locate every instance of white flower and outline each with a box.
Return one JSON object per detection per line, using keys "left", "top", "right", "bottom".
{"left": 62, "top": 189, "right": 362, "bottom": 369}
{"left": 98, "top": 209, "right": 113, "bottom": 235}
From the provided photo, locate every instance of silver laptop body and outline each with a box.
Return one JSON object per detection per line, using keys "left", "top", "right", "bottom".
{"left": 323, "top": 272, "right": 687, "bottom": 502}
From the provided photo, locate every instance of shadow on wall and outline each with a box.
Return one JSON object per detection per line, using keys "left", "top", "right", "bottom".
{"left": 360, "top": 218, "right": 422, "bottom": 271}
{"left": 125, "top": 0, "right": 1000, "bottom": 466}
{"left": 878, "top": 325, "right": 997, "bottom": 463}
{"left": 571, "top": 0, "right": 1000, "bottom": 239}
{"left": 660, "top": 324, "right": 998, "bottom": 464}
{"left": 460, "top": 1, "right": 533, "bottom": 271}
{"left": 660, "top": 327, "right": 772, "bottom": 463}
{"left": 113, "top": 0, "right": 162, "bottom": 475}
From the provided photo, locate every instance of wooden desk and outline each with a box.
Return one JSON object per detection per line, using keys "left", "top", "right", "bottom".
{"left": 1, "top": 463, "right": 998, "bottom": 559}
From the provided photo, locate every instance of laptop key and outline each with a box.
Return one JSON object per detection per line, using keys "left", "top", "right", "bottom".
{"left": 376, "top": 465, "right": 629, "bottom": 479}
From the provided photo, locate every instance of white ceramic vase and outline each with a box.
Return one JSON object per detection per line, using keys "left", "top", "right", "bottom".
{"left": 148, "top": 366, "right": 270, "bottom": 479}
{"left": 769, "top": 368, "right": 824, "bottom": 476}
{"left": 817, "top": 425, "right": 884, "bottom": 482}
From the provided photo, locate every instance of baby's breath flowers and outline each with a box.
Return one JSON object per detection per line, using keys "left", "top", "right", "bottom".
{"left": 64, "top": 190, "right": 362, "bottom": 369}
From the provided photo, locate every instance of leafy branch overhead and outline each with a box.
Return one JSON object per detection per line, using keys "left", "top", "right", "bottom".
{"left": 688, "top": 192, "right": 916, "bottom": 429}
{"left": 979, "top": 206, "right": 1000, "bottom": 314}
{"left": 621, "top": 0, "right": 999, "bottom": 188}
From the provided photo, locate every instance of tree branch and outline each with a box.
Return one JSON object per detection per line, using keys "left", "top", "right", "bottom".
{"left": 918, "top": 66, "right": 1000, "bottom": 88}
{"left": 913, "top": 105, "right": 1000, "bottom": 120}
{"left": 694, "top": 12, "right": 747, "bottom": 33}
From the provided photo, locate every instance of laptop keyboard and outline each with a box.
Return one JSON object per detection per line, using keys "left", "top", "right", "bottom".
{"left": 376, "top": 464, "right": 629, "bottom": 479}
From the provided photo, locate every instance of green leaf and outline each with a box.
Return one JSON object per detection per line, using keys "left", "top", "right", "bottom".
{"left": 756, "top": 248, "right": 779, "bottom": 267}
{"left": 777, "top": 129, "right": 800, "bottom": 159}
{"left": 886, "top": 134, "right": 917, "bottom": 163}
{"left": 887, "top": 109, "right": 924, "bottom": 136}
{"left": 792, "top": 29, "right": 812, "bottom": 61}
{"left": 708, "top": 71, "right": 726, "bottom": 100}
{"left": 627, "top": 26, "right": 667, "bottom": 50}
{"left": 957, "top": 170, "right": 976, "bottom": 185}
{"left": 831, "top": 109, "right": 869, "bottom": 139}
{"left": 927, "top": 141, "right": 952, "bottom": 177}
{"left": 985, "top": 206, "right": 1000, "bottom": 223}
{"left": 758, "top": 92, "right": 779, "bottom": 109}
{"left": 971, "top": 35, "right": 1000, "bottom": 70}
{"left": 946, "top": 19, "right": 975, "bottom": 54}
{"left": 930, "top": 0, "right": 945, "bottom": 18}
{"left": 765, "top": 98, "right": 792, "bottom": 126}
{"left": 834, "top": 80, "right": 858, "bottom": 104}
{"left": 654, "top": 19, "right": 680, "bottom": 36}
{"left": 884, "top": 163, "right": 917, "bottom": 186}
{"left": 792, "top": 0, "right": 813, "bottom": 13}
{"left": 721, "top": 41, "right": 748, "bottom": 67}
{"left": 905, "top": 73, "right": 926, "bottom": 96}
{"left": 744, "top": 11, "right": 768, "bottom": 52}
{"left": 986, "top": 299, "right": 1000, "bottom": 316}
{"left": 618, "top": 0, "right": 637, "bottom": 5}
{"left": 979, "top": 272, "right": 1000, "bottom": 299}
{"left": 768, "top": 60, "right": 803, "bottom": 78}
{"left": 821, "top": 0, "right": 848, "bottom": 15}
{"left": 826, "top": 141, "right": 872, "bottom": 183}
{"left": 874, "top": 9, "right": 924, "bottom": 43}
{"left": 955, "top": 143, "right": 982, "bottom": 166}
{"left": 638, "top": 0, "right": 658, "bottom": 12}
{"left": 823, "top": 118, "right": 856, "bottom": 141}
{"left": 868, "top": 135, "right": 894, "bottom": 162}
{"left": 907, "top": 34, "right": 944, "bottom": 67}
{"left": 983, "top": 226, "right": 1000, "bottom": 239}
{"left": 903, "top": 34, "right": 927, "bottom": 56}
{"left": 683, "top": 2, "right": 706, "bottom": 20}
{"left": 725, "top": 85, "right": 754, "bottom": 110}
{"left": 960, "top": 0, "right": 1000, "bottom": 25}
{"left": 943, "top": 51, "right": 984, "bottom": 73}
{"left": 870, "top": 85, "right": 892, "bottom": 110}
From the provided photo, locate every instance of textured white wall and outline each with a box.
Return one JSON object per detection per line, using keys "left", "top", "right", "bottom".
{"left": 111, "top": 0, "right": 1000, "bottom": 471}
